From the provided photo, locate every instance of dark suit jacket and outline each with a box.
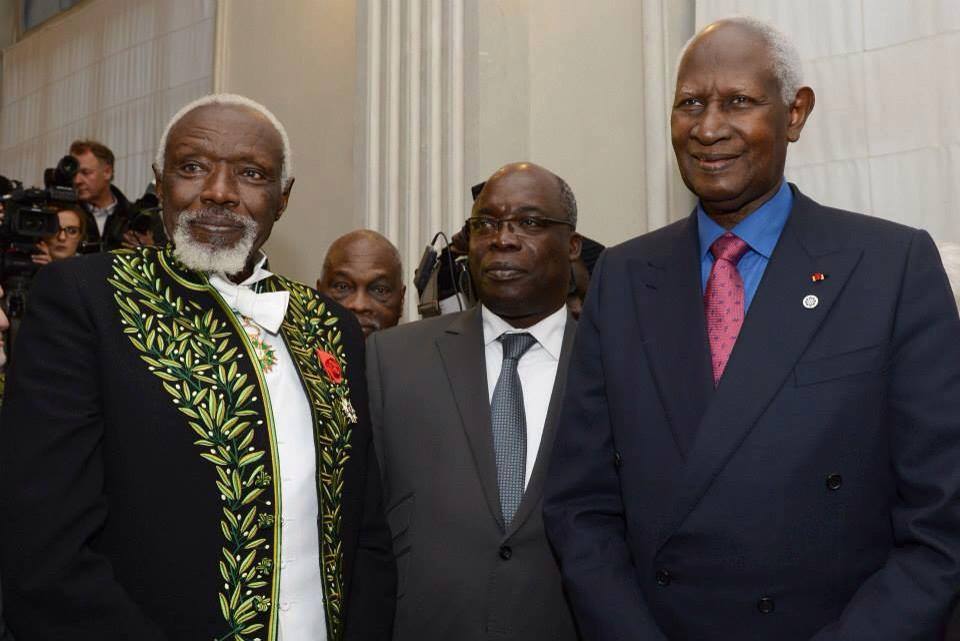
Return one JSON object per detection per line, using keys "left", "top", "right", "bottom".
{"left": 80, "top": 184, "right": 167, "bottom": 253}
{"left": 368, "top": 307, "right": 579, "bottom": 641}
{"left": 0, "top": 247, "right": 394, "bottom": 640}
{"left": 80, "top": 184, "right": 133, "bottom": 253}
{"left": 544, "top": 187, "right": 960, "bottom": 640}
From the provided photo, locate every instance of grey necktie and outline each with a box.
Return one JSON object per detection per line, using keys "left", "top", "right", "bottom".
{"left": 491, "top": 332, "right": 537, "bottom": 528}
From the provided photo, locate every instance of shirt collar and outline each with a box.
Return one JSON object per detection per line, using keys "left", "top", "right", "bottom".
{"left": 87, "top": 195, "right": 117, "bottom": 217}
{"left": 697, "top": 179, "right": 792, "bottom": 261}
{"left": 225, "top": 252, "right": 272, "bottom": 287}
{"left": 481, "top": 304, "right": 567, "bottom": 361}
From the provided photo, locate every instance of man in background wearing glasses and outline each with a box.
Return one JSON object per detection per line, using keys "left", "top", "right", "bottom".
{"left": 367, "top": 162, "right": 582, "bottom": 641}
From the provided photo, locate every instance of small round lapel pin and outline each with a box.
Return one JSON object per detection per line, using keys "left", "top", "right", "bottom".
{"left": 802, "top": 294, "right": 819, "bottom": 309}
{"left": 810, "top": 272, "right": 827, "bottom": 283}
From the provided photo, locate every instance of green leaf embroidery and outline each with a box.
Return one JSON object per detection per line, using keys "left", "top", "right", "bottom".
{"left": 111, "top": 249, "right": 277, "bottom": 641}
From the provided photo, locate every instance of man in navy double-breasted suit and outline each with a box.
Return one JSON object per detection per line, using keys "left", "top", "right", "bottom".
{"left": 544, "top": 17, "right": 960, "bottom": 640}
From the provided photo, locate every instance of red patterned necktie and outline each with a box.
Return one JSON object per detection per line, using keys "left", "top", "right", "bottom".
{"left": 704, "top": 232, "right": 750, "bottom": 385}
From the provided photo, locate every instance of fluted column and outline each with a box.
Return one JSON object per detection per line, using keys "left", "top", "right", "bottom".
{"left": 357, "top": 0, "right": 468, "bottom": 322}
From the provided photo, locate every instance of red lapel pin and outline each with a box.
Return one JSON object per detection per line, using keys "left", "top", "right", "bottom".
{"left": 810, "top": 272, "right": 827, "bottom": 283}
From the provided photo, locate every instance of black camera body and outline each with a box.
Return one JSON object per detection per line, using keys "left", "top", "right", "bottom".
{"left": 0, "top": 155, "right": 81, "bottom": 275}
{"left": 0, "top": 185, "right": 73, "bottom": 276}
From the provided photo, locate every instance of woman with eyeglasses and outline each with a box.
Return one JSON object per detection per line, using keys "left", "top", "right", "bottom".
{"left": 32, "top": 205, "right": 86, "bottom": 265}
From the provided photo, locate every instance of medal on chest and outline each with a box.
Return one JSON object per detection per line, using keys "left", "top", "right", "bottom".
{"left": 241, "top": 316, "right": 278, "bottom": 374}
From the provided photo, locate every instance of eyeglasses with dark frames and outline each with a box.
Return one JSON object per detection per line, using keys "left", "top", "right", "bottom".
{"left": 49, "top": 226, "right": 82, "bottom": 239}
{"left": 465, "top": 214, "right": 573, "bottom": 238}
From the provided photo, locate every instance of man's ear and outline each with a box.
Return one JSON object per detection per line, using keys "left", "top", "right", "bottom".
{"left": 276, "top": 177, "right": 295, "bottom": 221}
{"left": 104, "top": 162, "right": 114, "bottom": 183}
{"left": 151, "top": 163, "right": 163, "bottom": 206}
{"left": 786, "top": 86, "right": 815, "bottom": 143}
{"left": 569, "top": 232, "right": 583, "bottom": 261}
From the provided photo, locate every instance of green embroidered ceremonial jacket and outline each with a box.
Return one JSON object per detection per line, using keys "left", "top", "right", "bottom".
{"left": 0, "top": 247, "right": 395, "bottom": 641}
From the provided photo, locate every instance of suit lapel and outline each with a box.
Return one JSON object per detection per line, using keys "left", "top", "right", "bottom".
{"left": 507, "top": 311, "right": 576, "bottom": 537}
{"left": 435, "top": 308, "right": 504, "bottom": 530}
{"left": 655, "top": 192, "right": 863, "bottom": 553}
{"left": 628, "top": 215, "right": 714, "bottom": 456}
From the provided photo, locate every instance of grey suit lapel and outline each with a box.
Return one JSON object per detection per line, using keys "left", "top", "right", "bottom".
{"left": 507, "top": 311, "right": 577, "bottom": 537}
{"left": 435, "top": 307, "right": 505, "bottom": 530}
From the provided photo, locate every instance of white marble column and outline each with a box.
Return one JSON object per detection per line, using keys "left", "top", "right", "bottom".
{"left": 357, "top": 0, "right": 468, "bottom": 321}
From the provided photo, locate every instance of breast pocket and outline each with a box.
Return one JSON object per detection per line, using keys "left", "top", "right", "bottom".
{"left": 794, "top": 344, "right": 884, "bottom": 387}
{"left": 386, "top": 493, "right": 414, "bottom": 599}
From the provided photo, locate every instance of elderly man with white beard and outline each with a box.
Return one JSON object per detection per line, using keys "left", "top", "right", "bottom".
{"left": 0, "top": 94, "right": 395, "bottom": 641}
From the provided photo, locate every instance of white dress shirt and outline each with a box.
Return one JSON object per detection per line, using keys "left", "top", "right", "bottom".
{"left": 85, "top": 196, "right": 116, "bottom": 235}
{"left": 482, "top": 304, "right": 568, "bottom": 487}
{"left": 211, "top": 256, "right": 327, "bottom": 641}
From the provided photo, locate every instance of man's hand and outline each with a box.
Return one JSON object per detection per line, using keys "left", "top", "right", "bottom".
{"left": 121, "top": 229, "right": 155, "bottom": 249}
{"left": 31, "top": 242, "right": 51, "bottom": 266}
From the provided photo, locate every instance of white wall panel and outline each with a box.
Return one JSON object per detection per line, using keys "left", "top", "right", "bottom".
{"left": 786, "top": 159, "right": 872, "bottom": 214}
{"left": 863, "top": 36, "right": 939, "bottom": 156}
{"left": 0, "top": 0, "right": 215, "bottom": 197}
{"left": 869, "top": 147, "right": 949, "bottom": 233}
{"left": 696, "top": 0, "right": 863, "bottom": 57}
{"left": 862, "top": 0, "right": 936, "bottom": 50}
{"left": 790, "top": 54, "right": 868, "bottom": 166}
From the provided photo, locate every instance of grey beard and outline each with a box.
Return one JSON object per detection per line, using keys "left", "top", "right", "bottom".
{"left": 171, "top": 208, "right": 257, "bottom": 277}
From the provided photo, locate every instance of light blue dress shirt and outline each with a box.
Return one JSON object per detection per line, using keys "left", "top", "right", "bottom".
{"left": 697, "top": 180, "right": 793, "bottom": 312}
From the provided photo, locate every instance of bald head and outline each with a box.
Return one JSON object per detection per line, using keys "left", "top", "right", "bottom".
{"left": 476, "top": 162, "right": 577, "bottom": 228}
{"left": 677, "top": 17, "right": 803, "bottom": 106}
{"left": 468, "top": 161, "right": 582, "bottom": 328}
{"left": 319, "top": 230, "right": 405, "bottom": 336}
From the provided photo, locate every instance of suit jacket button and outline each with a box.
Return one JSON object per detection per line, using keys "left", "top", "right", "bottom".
{"left": 757, "top": 597, "right": 775, "bottom": 614}
{"left": 826, "top": 473, "right": 843, "bottom": 491}
{"left": 655, "top": 569, "right": 671, "bottom": 586}
{"left": 499, "top": 545, "right": 512, "bottom": 560}
{"left": 614, "top": 451, "right": 623, "bottom": 468}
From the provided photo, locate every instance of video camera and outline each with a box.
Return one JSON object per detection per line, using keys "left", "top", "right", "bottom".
{"left": 414, "top": 233, "right": 476, "bottom": 318}
{"left": 0, "top": 156, "right": 80, "bottom": 324}
{"left": 0, "top": 155, "right": 79, "bottom": 279}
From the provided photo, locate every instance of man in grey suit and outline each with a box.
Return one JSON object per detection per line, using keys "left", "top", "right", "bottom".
{"left": 367, "top": 162, "right": 582, "bottom": 640}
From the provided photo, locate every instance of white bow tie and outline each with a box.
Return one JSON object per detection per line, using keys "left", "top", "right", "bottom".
{"left": 208, "top": 274, "right": 290, "bottom": 333}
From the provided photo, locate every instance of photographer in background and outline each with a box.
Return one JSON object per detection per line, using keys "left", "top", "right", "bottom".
{"left": 30, "top": 205, "right": 86, "bottom": 266}
{"left": 70, "top": 139, "right": 160, "bottom": 252}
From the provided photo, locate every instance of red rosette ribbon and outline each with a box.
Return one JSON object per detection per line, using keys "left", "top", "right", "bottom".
{"left": 315, "top": 348, "right": 343, "bottom": 384}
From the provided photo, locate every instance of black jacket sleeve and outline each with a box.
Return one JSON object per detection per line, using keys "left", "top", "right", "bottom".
{"left": 0, "top": 260, "right": 167, "bottom": 639}
{"left": 337, "top": 309, "right": 396, "bottom": 641}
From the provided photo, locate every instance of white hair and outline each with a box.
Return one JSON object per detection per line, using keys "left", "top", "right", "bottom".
{"left": 171, "top": 207, "right": 258, "bottom": 276}
{"left": 938, "top": 242, "right": 960, "bottom": 310}
{"left": 154, "top": 93, "right": 293, "bottom": 188}
{"left": 676, "top": 16, "right": 803, "bottom": 106}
